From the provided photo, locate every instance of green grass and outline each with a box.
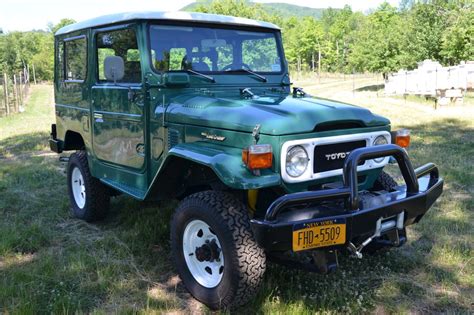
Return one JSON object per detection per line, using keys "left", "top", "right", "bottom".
{"left": 1, "top": 84, "right": 473, "bottom": 313}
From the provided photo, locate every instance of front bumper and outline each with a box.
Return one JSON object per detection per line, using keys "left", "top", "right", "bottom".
{"left": 250, "top": 144, "right": 443, "bottom": 252}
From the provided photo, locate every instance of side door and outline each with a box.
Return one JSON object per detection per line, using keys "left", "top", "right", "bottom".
{"left": 91, "top": 25, "right": 146, "bottom": 170}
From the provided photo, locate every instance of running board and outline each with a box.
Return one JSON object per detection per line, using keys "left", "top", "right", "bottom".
{"left": 100, "top": 178, "right": 146, "bottom": 200}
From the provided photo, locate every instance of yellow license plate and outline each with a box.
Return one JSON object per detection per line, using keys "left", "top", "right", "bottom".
{"left": 292, "top": 219, "right": 346, "bottom": 252}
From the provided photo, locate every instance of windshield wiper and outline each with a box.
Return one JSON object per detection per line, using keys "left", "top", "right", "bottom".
{"left": 183, "top": 69, "right": 215, "bottom": 83}
{"left": 226, "top": 68, "right": 267, "bottom": 82}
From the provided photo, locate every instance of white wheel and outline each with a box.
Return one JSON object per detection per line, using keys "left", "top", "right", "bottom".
{"left": 71, "top": 166, "right": 86, "bottom": 209}
{"left": 182, "top": 219, "right": 224, "bottom": 288}
{"left": 67, "top": 151, "right": 110, "bottom": 221}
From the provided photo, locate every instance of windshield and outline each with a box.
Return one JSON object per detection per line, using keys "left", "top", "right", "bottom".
{"left": 149, "top": 24, "right": 283, "bottom": 74}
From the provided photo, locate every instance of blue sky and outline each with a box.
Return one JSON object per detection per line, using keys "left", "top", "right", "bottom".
{"left": 0, "top": 0, "right": 400, "bottom": 32}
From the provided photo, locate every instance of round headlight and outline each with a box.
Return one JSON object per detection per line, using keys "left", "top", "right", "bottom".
{"left": 286, "top": 145, "right": 309, "bottom": 177}
{"left": 373, "top": 135, "right": 388, "bottom": 163}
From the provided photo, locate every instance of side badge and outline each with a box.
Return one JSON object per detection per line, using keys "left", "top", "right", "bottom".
{"left": 201, "top": 132, "right": 226, "bottom": 141}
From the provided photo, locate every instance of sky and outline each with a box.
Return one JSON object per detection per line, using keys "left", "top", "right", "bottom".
{"left": 0, "top": 0, "right": 400, "bottom": 32}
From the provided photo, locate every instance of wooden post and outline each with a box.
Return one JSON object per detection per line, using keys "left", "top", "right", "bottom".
{"left": 297, "top": 55, "right": 301, "bottom": 79}
{"left": 352, "top": 68, "right": 355, "bottom": 97}
{"left": 32, "top": 64, "right": 37, "bottom": 85}
{"left": 19, "top": 72, "right": 23, "bottom": 108}
{"left": 13, "top": 74, "right": 18, "bottom": 113}
{"left": 3, "top": 73, "right": 9, "bottom": 116}
{"left": 318, "top": 49, "right": 321, "bottom": 83}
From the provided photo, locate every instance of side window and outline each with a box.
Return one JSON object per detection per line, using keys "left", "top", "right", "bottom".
{"left": 65, "top": 37, "right": 87, "bottom": 81}
{"left": 56, "top": 41, "right": 64, "bottom": 81}
{"left": 96, "top": 28, "right": 142, "bottom": 83}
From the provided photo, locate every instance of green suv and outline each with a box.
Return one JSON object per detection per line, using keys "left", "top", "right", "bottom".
{"left": 50, "top": 12, "right": 443, "bottom": 310}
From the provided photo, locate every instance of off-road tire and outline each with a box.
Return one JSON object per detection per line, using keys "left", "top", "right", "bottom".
{"left": 373, "top": 171, "right": 398, "bottom": 191}
{"left": 67, "top": 151, "right": 110, "bottom": 222}
{"left": 366, "top": 171, "right": 401, "bottom": 254}
{"left": 170, "top": 191, "right": 266, "bottom": 310}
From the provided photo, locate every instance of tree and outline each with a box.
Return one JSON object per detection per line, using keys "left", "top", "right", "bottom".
{"left": 441, "top": 6, "right": 474, "bottom": 64}
{"left": 348, "top": 2, "right": 405, "bottom": 75}
{"left": 0, "top": 19, "right": 76, "bottom": 80}
{"left": 48, "top": 18, "right": 76, "bottom": 34}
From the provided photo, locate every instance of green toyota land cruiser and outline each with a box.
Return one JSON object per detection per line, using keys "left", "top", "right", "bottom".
{"left": 50, "top": 12, "right": 443, "bottom": 310}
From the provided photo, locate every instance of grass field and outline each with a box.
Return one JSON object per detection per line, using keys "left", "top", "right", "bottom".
{"left": 1, "top": 83, "right": 473, "bottom": 314}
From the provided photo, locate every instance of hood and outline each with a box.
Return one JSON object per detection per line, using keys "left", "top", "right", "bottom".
{"left": 165, "top": 93, "right": 390, "bottom": 135}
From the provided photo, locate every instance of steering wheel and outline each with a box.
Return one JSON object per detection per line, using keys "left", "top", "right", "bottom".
{"left": 222, "top": 62, "right": 252, "bottom": 71}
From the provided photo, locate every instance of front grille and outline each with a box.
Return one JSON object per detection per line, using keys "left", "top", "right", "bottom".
{"left": 313, "top": 140, "right": 366, "bottom": 173}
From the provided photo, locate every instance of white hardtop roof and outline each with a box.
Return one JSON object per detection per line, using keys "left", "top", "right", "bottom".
{"left": 55, "top": 11, "right": 280, "bottom": 36}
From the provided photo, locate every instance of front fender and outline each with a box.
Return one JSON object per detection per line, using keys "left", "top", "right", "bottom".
{"left": 165, "top": 142, "right": 281, "bottom": 190}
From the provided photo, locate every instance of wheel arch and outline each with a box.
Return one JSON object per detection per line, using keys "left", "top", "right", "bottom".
{"left": 147, "top": 155, "right": 224, "bottom": 200}
{"left": 63, "top": 130, "right": 86, "bottom": 151}
{"left": 145, "top": 143, "right": 281, "bottom": 200}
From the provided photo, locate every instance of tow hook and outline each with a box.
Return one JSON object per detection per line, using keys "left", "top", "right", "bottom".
{"left": 347, "top": 212, "right": 405, "bottom": 259}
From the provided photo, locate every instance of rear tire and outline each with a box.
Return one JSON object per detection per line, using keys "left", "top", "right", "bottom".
{"left": 170, "top": 191, "right": 266, "bottom": 310}
{"left": 67, "top": 151, "right": 110, "bottom": 222}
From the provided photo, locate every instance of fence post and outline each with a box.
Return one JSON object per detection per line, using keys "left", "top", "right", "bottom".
{"left": 32, "top": 64, "right": 37, "bottom": 85}
{"left": 13, "top": 74, "right": 18, "bottom": 113}
{"left": 19, "top": 71, "right": 23, "bottom": 108}
{"left": 3, "top": 73, "right": 9, "bottom": 116}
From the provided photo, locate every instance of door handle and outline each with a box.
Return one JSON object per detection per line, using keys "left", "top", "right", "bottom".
{"left": 94, "top": 113, "right": 104, "bottom": 123}
{"left": 128, "top": 88, "right": 145, "bottom": 107}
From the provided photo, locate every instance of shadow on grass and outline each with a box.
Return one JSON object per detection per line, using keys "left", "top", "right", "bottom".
{"left": 0, "top": 131, "right": 51, "bottom": 158}
{"left": 1, "top": 118, "right": 473, "bottom": 313}
{"left": 354, "top": 84, "right": 384, "bottom": 92}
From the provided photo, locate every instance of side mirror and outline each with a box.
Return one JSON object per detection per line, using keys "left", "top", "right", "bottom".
{"left": 104, "top": 56, "right": 124, "bottom": 83}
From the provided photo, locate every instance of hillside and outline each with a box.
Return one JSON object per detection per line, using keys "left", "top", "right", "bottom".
{"left": 181, "top": 1, "right": 328, "bottom": 19}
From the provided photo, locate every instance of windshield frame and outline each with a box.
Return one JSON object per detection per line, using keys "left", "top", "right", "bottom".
{"left": 146, "top": 21, "right": 285, "bottom": 76}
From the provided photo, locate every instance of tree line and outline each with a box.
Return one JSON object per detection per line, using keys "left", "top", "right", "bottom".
{"left": 194, "top": 0, "right": 473, "bottom": 75}
{"left": 0, "top": 19, "right": 75, "bottom": 81}
{"left": 0, "top": 0, "right": 472, "bottom": 81}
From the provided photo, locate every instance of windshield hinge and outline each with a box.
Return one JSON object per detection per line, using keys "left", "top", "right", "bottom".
{"left": 293, "top": 87, "right": 310, "bottom": 97}
{"left": 240, "top": 87, "right": 255, "bottom": 99}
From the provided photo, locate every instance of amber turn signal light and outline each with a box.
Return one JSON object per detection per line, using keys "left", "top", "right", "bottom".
{"left": 242, "top": 144, "right": 273, "bottom": 170}
{"left": 395, "top": 129, "right": 410, "bottom": 148}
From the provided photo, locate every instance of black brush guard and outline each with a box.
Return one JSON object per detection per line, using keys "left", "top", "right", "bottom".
{"left": 250, "top": 144, "right": 444, "bottom": 252}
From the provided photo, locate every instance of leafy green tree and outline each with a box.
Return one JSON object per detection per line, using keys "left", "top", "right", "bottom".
{"left": 48, "top": 18, "right": 76, "bottom": 34}
{"left": 0, "top": 19, "right": 75, "bottom": 80}
{"left": 348, "top": 2, "right": 405, "bottom": 75}
{"left": 401, "top": 1, "right": 450, "bottom": 68}
{"left": 441, "top": 6, "right": 474, "bottom": 64}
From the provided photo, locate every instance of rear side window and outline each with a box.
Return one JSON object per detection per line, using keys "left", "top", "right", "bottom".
{"left": 65, "top": 37, "right": 87, "bottom": 81}
{"left": 56, "top": 41, "right": 64, "bottom": 82}
{"left": 96, "top": 28, "right": 142, "bottom": 83}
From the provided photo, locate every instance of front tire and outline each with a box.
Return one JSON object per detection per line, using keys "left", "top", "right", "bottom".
{"left": 373, "top": 170, "right": 398, "bottom": 191}
{"left": 170, "top": 191, "right": 266, "bottom": 310}
{"left": 67, "top": 151, "right": 110, "bottom": 222}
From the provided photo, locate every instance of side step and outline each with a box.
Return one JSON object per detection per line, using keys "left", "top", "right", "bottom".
{"left": 100, "top": 178, "right": 146, "bottom": 200}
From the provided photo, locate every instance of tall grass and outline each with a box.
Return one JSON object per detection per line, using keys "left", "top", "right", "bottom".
{"left": 0, "top": 84, "right": 472, "bottom": 313}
